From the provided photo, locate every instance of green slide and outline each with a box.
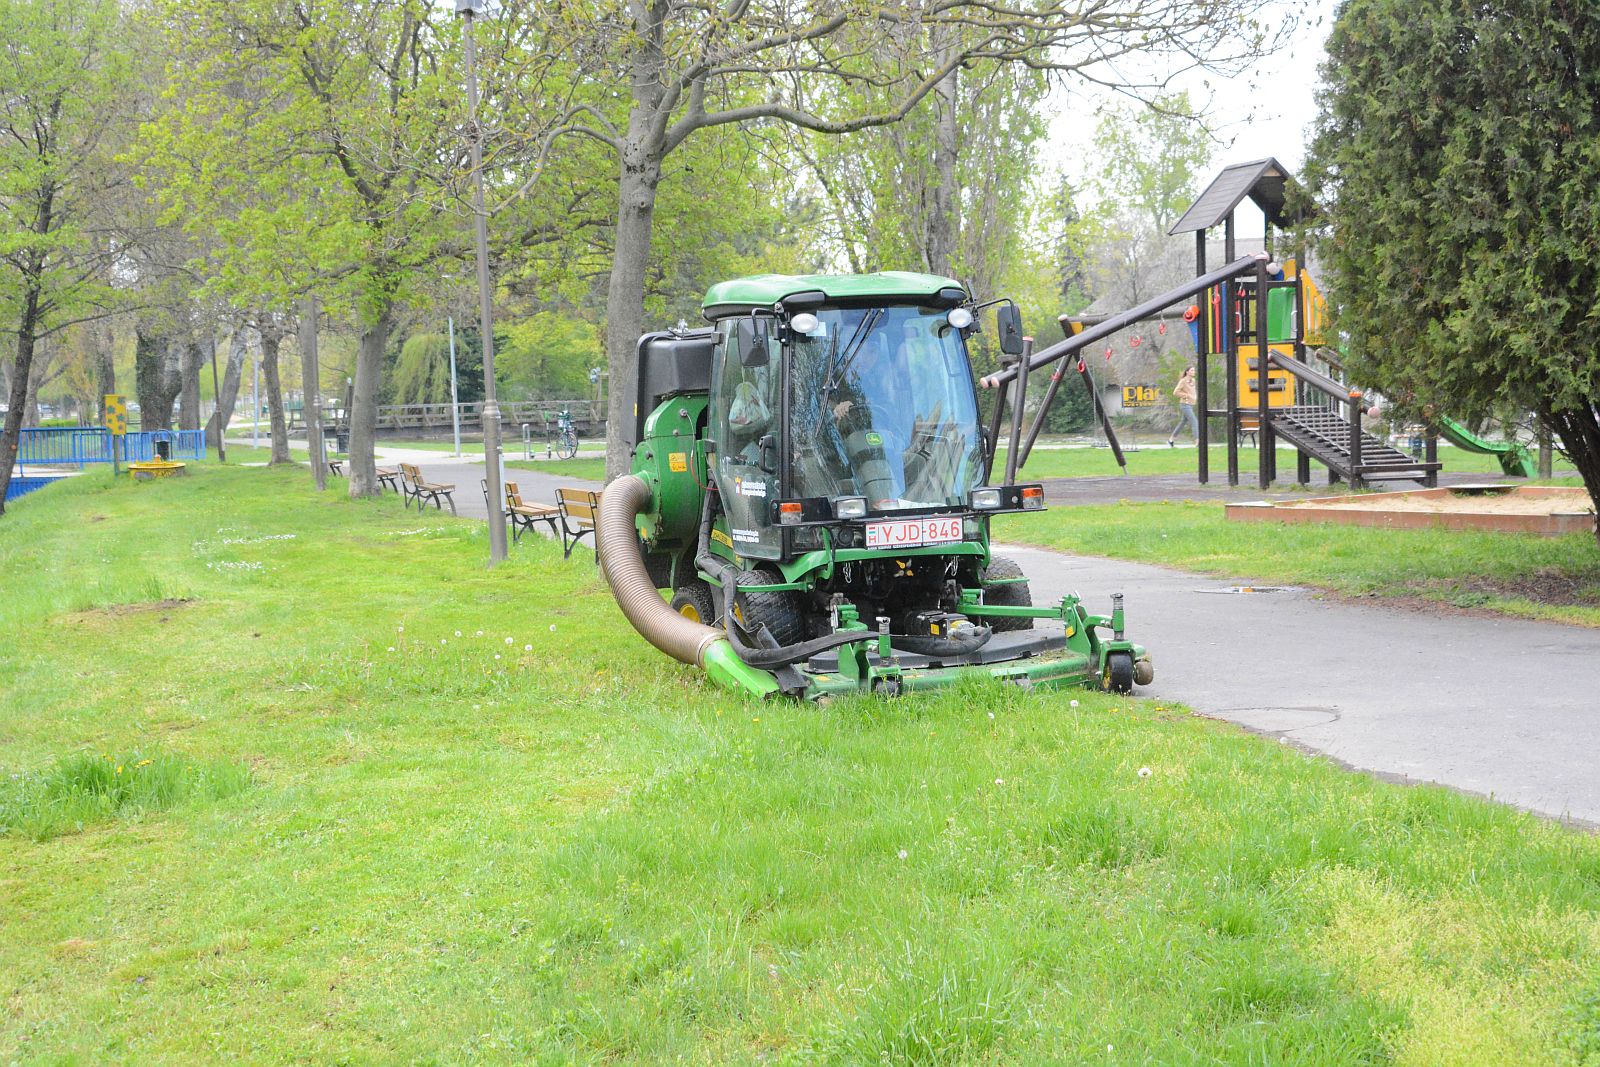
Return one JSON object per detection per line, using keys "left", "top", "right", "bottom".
{"left": 1436, "top": 415, "right": 1537, "bottom": 477}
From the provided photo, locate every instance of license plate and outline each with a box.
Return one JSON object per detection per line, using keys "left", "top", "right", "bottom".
{"left": 864, "top": 516, "right": 964, "bottom": 549}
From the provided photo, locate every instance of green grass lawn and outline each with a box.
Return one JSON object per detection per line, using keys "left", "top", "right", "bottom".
{"left": 4, "top": 468, "right": 1600, "bottom": 1062}
{"left": 997, "top": 502, "right": 1600, "bottom": 628}
{"left": 505, "top": 455, "right": 607, "bottom": 481}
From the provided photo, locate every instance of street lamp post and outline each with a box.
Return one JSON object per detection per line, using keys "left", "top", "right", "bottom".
{"left": 457, "top": 0, "right": 507, "bottom": 563}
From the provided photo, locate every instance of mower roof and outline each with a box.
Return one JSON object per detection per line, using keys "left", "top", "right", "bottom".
{"left": 702, "top": 271, "right": 965, "bottom": 319}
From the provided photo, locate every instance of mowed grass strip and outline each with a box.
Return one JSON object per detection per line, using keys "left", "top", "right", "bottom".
{"left": 2, "top": 467, "right": 1599, "bottom": 1063}
{"left": 999, "top": 502, "right": 1600, "bottom": 627}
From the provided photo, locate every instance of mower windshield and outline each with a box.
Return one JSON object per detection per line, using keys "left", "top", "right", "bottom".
{"left": 790, "top": 305, "right": 984, "bottom": 511}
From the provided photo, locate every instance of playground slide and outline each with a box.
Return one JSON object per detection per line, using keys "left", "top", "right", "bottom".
{"left": 1435, "top": 415, "right": 1536, "bottom": 477}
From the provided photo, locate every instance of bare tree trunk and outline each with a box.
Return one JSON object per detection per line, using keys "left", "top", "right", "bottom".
{"left": 178, "top": 336, "right": 206, "bottom": 431}
{"left": 0, "top": 287, "right": 44, "bottom": 514}
{"left": 603, "top": 22, "right": 668, "bottom": 480}
{"left": 204, "top": 330, "right": 247, "bottom": 450}
{"left": 258, "top": 326, "right": 292, "bottom": 465}
{"left": 927, "top": 59, "right": 961, "bottom": 276}
{"left": 347, "top": 304, "right": 393, "bottom": 497}
{"left": 95, "top": 319, "right": 115, "bottom": 419}
{"left": 1545, "top": 405, "right": 1600, "bottom": 546}
{"left": 134, "top": 328, "right": 182, "bottom": 431}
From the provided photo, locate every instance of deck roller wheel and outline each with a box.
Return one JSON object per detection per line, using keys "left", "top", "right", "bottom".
{"left": 1104, "top": 651, "right": 1135, "bottom": 694}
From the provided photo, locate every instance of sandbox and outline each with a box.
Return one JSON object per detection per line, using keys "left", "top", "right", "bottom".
{"left": 1226, "top": 484, "right": 1596, "bottom": 536}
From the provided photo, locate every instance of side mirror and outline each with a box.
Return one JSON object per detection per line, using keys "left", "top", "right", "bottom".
{"left": 735, "top": 316, "right": 770, "bottom": 368}
{"left": 995, "top": 304, "right": 1024, "bottom": 357}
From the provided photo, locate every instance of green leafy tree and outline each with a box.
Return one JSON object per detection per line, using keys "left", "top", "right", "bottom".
{"left": 0, "top": 0, "right": 131, "bottom": 512}
{"left": 1307, "top": 0, "right": 1600, "bottom": 537}
{"left": 541, "top": 0, "right": 1285, "bottom": 476}
{"left": 140, "top": 0, "right": 553, "bottom": 496}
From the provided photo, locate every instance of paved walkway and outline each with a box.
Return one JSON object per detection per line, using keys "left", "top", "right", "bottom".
{"left": 265, "top": 440, "right": 1600, "bottom": 823}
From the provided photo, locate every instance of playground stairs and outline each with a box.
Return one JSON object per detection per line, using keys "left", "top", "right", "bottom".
{"left": 1272, "top": 405, "right": 1438, "bottom": 485}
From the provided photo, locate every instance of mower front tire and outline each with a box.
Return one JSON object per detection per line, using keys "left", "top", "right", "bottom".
{"left": 731, "top": 567, "right": 808, "bottom": 647}
{"left": 670, "top": 582, "right": 717, "bottom": 626}
{"left": 982, "top": 556, "right": 1034, "bottom": 632}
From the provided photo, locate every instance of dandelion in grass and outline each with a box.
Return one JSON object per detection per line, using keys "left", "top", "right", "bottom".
{"left": 897, "top": 849, "right": 908, "bottom": 860}
{"left": 475, "top": 630, "right": 483, "bottom": 637}
{"left": 1070, "top": 699, "right": 1080, "bottom": 708}
{"left": 494, "top": 654, "right": 501, "bottom": 661}
{"left": 995, "top": 778, "right": 1004, "bottom": 786}
{"left": 505, "top": 637, "right": 513, "bottom": 645}
{"left": 387, "top": 647, "right": 396, "bottom": 653}
{"left": 454, "top": 630, "right": 462, "bottom": 637}
{"left": 523, "top": 644, "right": 531, "bottom": 652}
{"left": 548, "top": 624, "right": 556, "bottom": 632}
{"left": 440, "top": 639, "right": 447, "bottom": 646}
{"left": 1138, "top": 767, "right": 1152, "bottom": 778}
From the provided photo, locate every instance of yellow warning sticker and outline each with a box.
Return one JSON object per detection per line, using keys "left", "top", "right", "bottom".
{"left": 668, "top": 452, "right": 688, "bottom": 473}
{"left": 711, "top": 528, "right": 733, "bottom": 548}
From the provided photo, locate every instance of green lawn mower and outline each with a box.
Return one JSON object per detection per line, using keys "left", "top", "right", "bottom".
{"left": 598, "top": 271, "right": 1153, "bottom": 700}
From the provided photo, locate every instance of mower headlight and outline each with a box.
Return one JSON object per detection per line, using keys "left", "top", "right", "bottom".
{"left": 947, "top": 307, "right": 975, "bottom": 330}
{"left": 971, "top": 488, "right": 1001, "bottom": 510}
{"left": 833, "top": 496, "right": 867, "bottom": 520}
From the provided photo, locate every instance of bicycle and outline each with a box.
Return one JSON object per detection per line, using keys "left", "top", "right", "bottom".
{"left": 544, "top": 409, "right": 579, "bottom": 460}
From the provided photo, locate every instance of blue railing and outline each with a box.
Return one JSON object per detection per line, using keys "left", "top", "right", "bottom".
{"left": 122, "top": 430, "right": 207, "bottom": 463}
{"left": 4, "top": 475, "right": 66, "bottom": 502}
{"left": 16, "top": 427, "right": 206, "bottom": 466}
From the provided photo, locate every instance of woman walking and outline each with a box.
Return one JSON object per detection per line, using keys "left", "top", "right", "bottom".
{"left": 1168, "top": 367, "right": 1199, "bottom": 446}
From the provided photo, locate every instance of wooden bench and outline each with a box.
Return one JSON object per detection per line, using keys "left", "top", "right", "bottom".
{"left": 327, "top": 459, "right": 344, "bottom": 476}
{"left": 556, "top": 487, "right": 602, "bottom": 561}
{"left": 399, "top": 463, "right": 456, "bottom": 514}
{"left": 1237, "top": 416, "right": 1260, "bottom": 449}
{"left": 483, "top": 479, "right": 561, "bottom": 544}
{"left": 377, "top": 466, "right": 401, "bottom": 493}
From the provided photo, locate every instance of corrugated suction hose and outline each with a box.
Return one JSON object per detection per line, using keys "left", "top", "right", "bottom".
{"left": 598, "top": 474, "right": 725, "bottom": 667}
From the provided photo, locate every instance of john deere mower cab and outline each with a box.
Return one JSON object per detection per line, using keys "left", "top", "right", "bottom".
{"left": 604, "top": 271, "right": 1153, "bottom": 700}
{"left": 704, "top": 274, "right": 994, "bottom": 561}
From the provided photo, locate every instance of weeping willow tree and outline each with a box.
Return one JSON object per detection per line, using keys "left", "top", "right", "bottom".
{"left": 390, "top": 333, "right": 454, "bottom": 407}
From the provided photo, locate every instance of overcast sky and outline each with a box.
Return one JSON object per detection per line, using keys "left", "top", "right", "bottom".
{"left": 1048, "top": 0, "right": 1340, "bottom": 230}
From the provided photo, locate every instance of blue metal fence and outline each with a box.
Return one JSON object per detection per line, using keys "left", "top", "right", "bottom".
{"left": 16, "top": 427, "right": 206, "bottom": 466}
{"left": 4, "top": 475, "right": 66, "bottom": 502}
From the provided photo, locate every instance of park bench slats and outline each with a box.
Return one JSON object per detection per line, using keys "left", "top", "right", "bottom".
{"left": 400, "top": 462, "right": 456, "bottom": 514}
{"left": 556, "top": 487, "right": 601, "bottom": 561}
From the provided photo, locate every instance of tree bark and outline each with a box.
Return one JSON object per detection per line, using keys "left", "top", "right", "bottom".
{"left": 347, "top": 303, "right": 393, "bottom": 497}
{"left": 134, "top": 328, "right": 182, "bottom": 431}
{"left": 603, "top": 13, "right": 668, "bottom": 480}
{"left": 258, "top": 327, "right": 292, "bottom": 465}
{"left": 204, "top": 330, "right": 247, "bottom": 450}
{"left": 95, "top": 320, "right": 116, "bottom": 419}
{"left": 927, "top": 60, "right": 961, "bottom": 277}
{"left": 1545, "top": 405, "right": 1600, "bottom": 546}
{"left": 0, "top": 286, "right": 44, "bottom": 515}
{"left": 178, "top": 336, "right": 207, "bottom": 431}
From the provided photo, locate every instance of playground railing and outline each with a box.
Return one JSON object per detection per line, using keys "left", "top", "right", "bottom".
{"left": 16, "top": 427, "right": 206, "bottom": 466}
{"left": 17, "top": 427, "right": 113, "bottom": 466}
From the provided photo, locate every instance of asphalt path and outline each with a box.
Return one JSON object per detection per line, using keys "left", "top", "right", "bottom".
{"left": 371, "top": 449, "right": 1600, "bottom": 825}
{"left": 998, "top": 544, "right": 1600, "bottom": 826}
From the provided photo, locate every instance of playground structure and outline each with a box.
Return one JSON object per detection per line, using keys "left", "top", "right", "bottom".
{"left": 994, "top": 159, "right": 1538, "bottom": 490}
{"left": 598, "top": 271, "right": 1153, "bottom": 700}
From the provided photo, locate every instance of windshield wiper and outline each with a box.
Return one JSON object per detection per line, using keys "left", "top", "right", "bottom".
{"left": 825, "top": 307, "right": 882, "bottom": 396}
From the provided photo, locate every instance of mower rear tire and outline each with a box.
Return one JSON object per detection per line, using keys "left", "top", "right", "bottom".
{"left": 982, "top": 556, "right": 1034, "bottom": 632}
{"left": 670, "top": 582, "right": 717, "bottom": 626}
{"left": 1104, "top": 651, "right": 1135, "bottom": 694}
{"left": 731, "top": 567, "right": 808, "bottom": 647}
